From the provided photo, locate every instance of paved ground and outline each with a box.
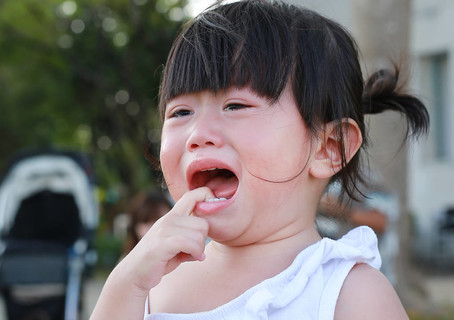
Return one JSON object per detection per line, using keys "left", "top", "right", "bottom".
{"left": 0, "top": 275, "right": 106, "bottom": 320}
{"left": 80, "top": 275, "right": 106, "bottom": 320}
{"left": 423, "top": 274, "right": 454, "bottom": 307}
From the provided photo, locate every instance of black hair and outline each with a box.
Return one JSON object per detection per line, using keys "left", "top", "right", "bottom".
{"left": 158, "top": 0, "right": 429, "bottom": 200}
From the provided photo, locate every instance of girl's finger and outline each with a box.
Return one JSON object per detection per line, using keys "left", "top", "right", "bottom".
{"left": 164, "top": 214, "right": 209, "bottom": 234}
{"left": 169, "top": 187, "right": 214, "bottom": 217}
{"left": 165, "top": 231, "right": 207, "bottom": 260}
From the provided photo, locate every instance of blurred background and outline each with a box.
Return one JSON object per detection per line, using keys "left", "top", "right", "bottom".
{"left": 0, "top": 0, "right": 452, "bottom": 319}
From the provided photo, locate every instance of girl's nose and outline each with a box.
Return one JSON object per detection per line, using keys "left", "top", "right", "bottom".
{"left": 186, "top": 116, "right": 224, "bottom": 151}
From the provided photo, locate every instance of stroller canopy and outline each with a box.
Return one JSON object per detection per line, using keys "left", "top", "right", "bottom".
{"left": 0, "top": 151, "right": 99, "bottom": 238}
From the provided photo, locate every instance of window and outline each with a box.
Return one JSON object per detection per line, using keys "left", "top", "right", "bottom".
{"left": 430, "top": 53, "right": 449, "bottom": 159}
{"left": 421, "top": 52, "right": 450, "bottom": 160}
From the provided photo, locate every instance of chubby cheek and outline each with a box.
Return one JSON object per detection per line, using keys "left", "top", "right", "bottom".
{"left": 160, "top": 135, "right": 186, "bottom": 202}
{"left": 239, "top": 125, "right": 313, "bottom": 183}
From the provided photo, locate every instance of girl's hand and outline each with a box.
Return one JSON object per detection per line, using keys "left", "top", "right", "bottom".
{"left": 90, "top": 187, "right": 212, "bottom": 320}
{"left": 125, "top": 187, "right": 212, "bottom": 292}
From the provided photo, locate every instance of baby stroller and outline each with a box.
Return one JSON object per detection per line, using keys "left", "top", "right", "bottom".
{"left": 0, "top": 149, "right": 99, "bottom": 320}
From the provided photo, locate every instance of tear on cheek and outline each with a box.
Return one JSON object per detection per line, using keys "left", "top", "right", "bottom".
{"left": 244, "top": 160, "right": 309, "bottom": 184}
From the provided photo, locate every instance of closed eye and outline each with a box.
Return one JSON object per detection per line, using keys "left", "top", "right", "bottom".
{"left": 169, "top": 109, "right": 193, "bottom": 118}
{"left": 224, "top": 103, "right": 250, "bottom": 111}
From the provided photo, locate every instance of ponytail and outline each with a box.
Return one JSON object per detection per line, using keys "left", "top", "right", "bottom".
{"left": 337, "top": 65, "right": 430, "bottom": 202}
{"left": 362, "top": 66, "right": 430, "bottom": 139}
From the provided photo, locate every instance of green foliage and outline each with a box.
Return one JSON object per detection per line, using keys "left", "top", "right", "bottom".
{"left": 408, "top": 308, "right": 454, "bottom": 320}
{"left": 94, "top": 231, "right": 123, "bottom": 271}
{"left": 0, "top": 0, "right": 188, "bottom": 195}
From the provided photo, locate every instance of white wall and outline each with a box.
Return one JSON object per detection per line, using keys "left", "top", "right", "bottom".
{"left": 409, "top": 0, "right": 454, "bottom": 257}
{"left": 288, "top": 0, "right": 353, "bottom": 31}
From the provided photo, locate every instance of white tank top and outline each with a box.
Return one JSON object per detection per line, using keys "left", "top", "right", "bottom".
{"left": 144, "top": 226, "right": 381, "bottom": 320}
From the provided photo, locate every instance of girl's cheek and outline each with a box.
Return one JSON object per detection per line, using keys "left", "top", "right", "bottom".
{"left": 160, "top": 138, "right": 186, "bottom": 201}
{"left": 159, "top": 129, "right": 173, "bottom": 159}
{"left": 239, "top": 133, "right": 311, "bottom": 183}
{"left": 159, "top": 128, "right": 179, "bottom": 170}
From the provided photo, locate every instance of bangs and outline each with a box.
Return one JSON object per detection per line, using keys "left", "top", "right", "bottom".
{"left": 159, "top": 0, "right": 295, "bottom": 118}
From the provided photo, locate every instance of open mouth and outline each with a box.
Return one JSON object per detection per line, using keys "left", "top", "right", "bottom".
{"left": 190, "top": 168, "right": 239, "bottom": 200}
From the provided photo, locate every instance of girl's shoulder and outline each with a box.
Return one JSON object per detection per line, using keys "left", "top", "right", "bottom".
{"left": 334, "top": 263, "right": 408, "bottom": 320}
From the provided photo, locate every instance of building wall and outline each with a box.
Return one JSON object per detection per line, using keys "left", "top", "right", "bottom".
{"left": 409, "top": 0, "right": 454, "bottom": 258}
{"left": 288, "top": 0, "right": 353, "bottom": 28}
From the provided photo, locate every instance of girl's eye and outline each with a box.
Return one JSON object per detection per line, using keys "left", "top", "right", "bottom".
{"left": 224, "top": 103, "right": 249, "bottom": 111}
{"left": 169, "top": 109, "right": 193, "bottom": 118}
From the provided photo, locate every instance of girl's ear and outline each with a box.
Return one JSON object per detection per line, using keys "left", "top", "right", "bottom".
{"left": 309, "top": 119, "right": 362, "bottom": 179}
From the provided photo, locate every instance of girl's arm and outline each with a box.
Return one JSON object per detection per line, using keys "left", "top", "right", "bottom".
{"left": 90, "top": 187, "right": 213, "bottom": 320}
{"left": 334, "top": 263, "right": 409, "bottom": 320}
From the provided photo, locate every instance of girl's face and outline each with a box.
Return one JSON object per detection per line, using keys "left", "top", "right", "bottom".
{"left": 160, "top": 86, "right": 319, "bottom": 245}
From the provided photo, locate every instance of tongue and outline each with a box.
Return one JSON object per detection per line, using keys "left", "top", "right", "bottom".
{"left": 205, "top": 175, "right": 238, "bottom": 199}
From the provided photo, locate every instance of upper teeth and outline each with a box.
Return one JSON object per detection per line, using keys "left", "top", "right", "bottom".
{"left": 201, "top": 168, "right": 218, "bottom": 172}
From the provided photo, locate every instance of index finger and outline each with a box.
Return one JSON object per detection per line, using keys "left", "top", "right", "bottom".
{"left": 170, "top": 187, "right": 215, "bottom": 217}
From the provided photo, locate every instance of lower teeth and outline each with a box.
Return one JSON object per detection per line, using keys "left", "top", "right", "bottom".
{"left": 205, "top": 197, "right": 227, "bottom": 202}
